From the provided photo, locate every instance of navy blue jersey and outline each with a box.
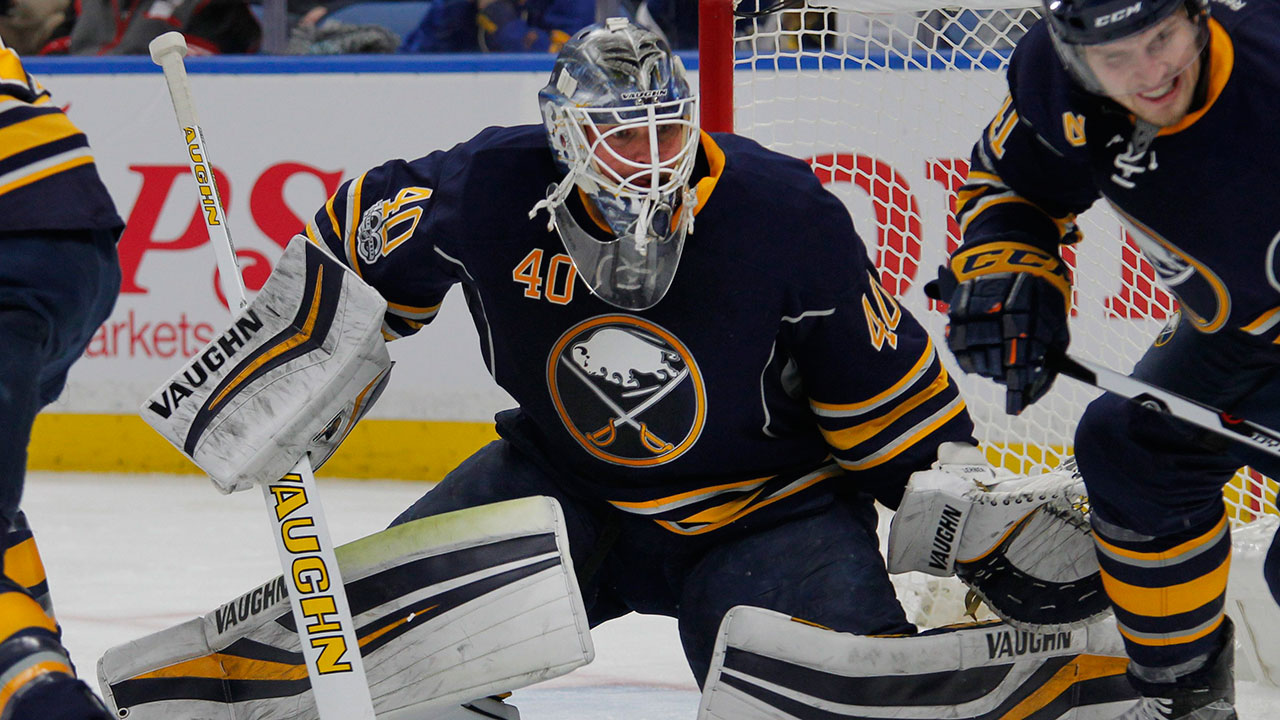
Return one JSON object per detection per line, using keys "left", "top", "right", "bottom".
{"left": 0, "top": 47, "right": 122, "bottom": 235}
{"left": 957, "top": 2, "right": 1280, "bottom": 339}
{"left": 307, "top": 126, "right": 973, "bottom": 534}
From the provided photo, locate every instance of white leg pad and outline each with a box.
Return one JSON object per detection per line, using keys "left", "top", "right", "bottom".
{"left": 98, "top": 496, "right": 593, "bottom": 719}
{"left": 1226, "top": 515, "right": 1280, "bottom": 687}
{"left": 699, "top": 605, "right": 1138, "bottom": 720}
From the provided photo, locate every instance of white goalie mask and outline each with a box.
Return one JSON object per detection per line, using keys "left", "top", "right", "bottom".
{"left": 532, "top": 17, "right": 700, "bottom": 311}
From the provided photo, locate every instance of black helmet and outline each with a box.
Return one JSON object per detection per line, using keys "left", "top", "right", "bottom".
{"left": 1041, "top": 0, "right": 1210, "bottom": 95}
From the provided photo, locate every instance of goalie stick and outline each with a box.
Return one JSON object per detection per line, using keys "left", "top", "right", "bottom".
{"left": 1048, "top": 350, "right": 1280, "bottom": 461}
{"left": 147, "top": 32, "right": 376, "bottom": 720}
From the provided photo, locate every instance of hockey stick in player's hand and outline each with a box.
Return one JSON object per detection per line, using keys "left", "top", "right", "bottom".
{"left": 147, "top": 32, "right": 377, "bottom": 720}
{"left": 1047, "top": 350, "right": 1280, "bottom": 461}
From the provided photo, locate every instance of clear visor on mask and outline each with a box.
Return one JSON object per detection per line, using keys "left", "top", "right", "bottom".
{"left": 1056, "top": 11, "right": 1208, "bottom": 97}
{"left": 548, "top": 190, "right": 692, "bottom": 311}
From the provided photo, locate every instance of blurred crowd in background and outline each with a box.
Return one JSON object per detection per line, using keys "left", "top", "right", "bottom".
{"left": 0, "top": 0, "right": 696, "bottom": 56}
{"left": 0, "top": 0, "right": 1030, "bottom": 59}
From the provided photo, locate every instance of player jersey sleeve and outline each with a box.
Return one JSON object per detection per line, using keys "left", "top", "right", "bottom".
{"left": 785, "top": 219, "right": 975, "bottom": 505}
{"left": 304, "top": 152, "right": 467, "bottom": 341}
{"left": 0, "top": 47, "right": 122, "bottom": 234}
{"left": 955, "top": 24, "right": 1100, "bottom": 256}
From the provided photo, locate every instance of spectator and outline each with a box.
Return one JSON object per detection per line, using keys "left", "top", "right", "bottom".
{"left": 67, "top": 0, "right": 260, "bottom": 54}
{"left": 0, "top": 0, "right": 69, "bottom": 53}
{"left": 401, "top": 0, "right": 591, "bottom": 53}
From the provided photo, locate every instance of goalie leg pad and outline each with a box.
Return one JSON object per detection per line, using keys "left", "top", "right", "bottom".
{"left": 140, "top": 235, "right": 393, "bottom": 493}
{"left": 1226, "top": 515, "right": 1280, "bottom": 687}
{"left": 699, "top": 605, "right": 1138, "bottom": 720}
{"left": 98, "top": 496, "right": 593, "bottom": 720}
{"left": 889, "top": 453, "right": 1106, "bottom": 631}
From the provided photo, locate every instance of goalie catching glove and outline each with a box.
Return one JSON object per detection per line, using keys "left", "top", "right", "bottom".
{"left": 140, "top": 235, "right": 393, "bottom": 493}
{"left": 888, "top": 442, "right": 1107, "bottom": 631}
{"left": 929, "top": 240, "right": 1072, "bottom": 415}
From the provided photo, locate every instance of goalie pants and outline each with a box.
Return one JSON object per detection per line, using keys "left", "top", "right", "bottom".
{"left": 0, "top": 231, "right": 119, "bottom": 720}
{"left": 0, "top": 230, "right": 121, "bottom": 531}
{"left": 392, "top": 438, "right": 914, "bottom": 685}
{"left": 1074, "top": 320, "right": 1280, "bottom": 677}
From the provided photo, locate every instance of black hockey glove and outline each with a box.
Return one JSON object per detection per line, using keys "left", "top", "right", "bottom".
{"left": 926, "top": 242, "right": 1071, "bottom": 415}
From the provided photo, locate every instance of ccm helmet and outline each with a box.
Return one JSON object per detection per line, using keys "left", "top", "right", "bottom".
{"left": 1042, "top": 0, "right": 1209, "bottom": 96}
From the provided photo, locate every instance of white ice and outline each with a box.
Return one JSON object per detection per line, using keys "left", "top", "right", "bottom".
{"left": 23, "top": 472, "right": 1280, "bottom": 719}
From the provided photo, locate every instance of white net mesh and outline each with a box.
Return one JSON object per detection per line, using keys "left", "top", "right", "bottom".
{"left": 711, "top": 1, "right": 1278, "bottom": 626}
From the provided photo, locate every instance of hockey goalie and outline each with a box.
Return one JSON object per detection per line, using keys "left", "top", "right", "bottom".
{"left": 97, "top": 18, "right": 1144, "bottom": 720}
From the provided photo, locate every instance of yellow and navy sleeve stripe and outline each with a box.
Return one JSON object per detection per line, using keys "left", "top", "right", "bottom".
{"left": 1093, "top": 511, "right": 1231, "bottom": 668}
{"left": 605, "top": 460, "right": 844, "bottom": 536}
{"left": 305, "top": 166, "right": 448, "bottom": 341}
{"left": 955, "top": 165, "right": 1080, "bottom": 250}
{"left": 811, "top": 339, "right": 967, "bottom": 472}
{"left": 0, "top": 46, "right": 121, "bottom": 233}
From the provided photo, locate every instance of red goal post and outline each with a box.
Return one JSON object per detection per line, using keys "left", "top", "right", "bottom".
{"left": 693, "top": 0, "right": 1278, "bottom": 529}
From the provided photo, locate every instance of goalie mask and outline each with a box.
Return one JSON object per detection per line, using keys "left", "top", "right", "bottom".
{"left": 533, "top": 17, "right": 700, "bottom": 311}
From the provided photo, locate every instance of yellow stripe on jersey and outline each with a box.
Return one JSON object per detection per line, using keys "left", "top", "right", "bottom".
{"left": 1099, "top": 555, "right": 1230, "bottom": 619}
{"left": 387, "top": 300, "right": 442, "bottom": 320}
{"left": 678, "top": 487, "right": 767, "bottom": 525}
{"left": 820, "top": 363, "right": 953, "bottom": 451}
{"left": 0, "top": 151, "right": 93, "bottom": 198}
{"left": 1241, "top": 305, "right": 1280, "bottom": 339}
{"left": 609, "top": 476, "right": 770, "bottom": 513}
{"left": 0, "top": 49, "right": 27, "bottom": 86}
{"left": 838, "top": 397, "right": 968, "bottom": 471}
{"left": 654, "top": 465, "right": 843, "bottom": 536}
{"left": 809, "top": 339, "right": 936, "bottom": 417}
{"left": 323, "top": 194, "right": 343, "bottom": 252}
{"left": 0, "top": 111, "right": 82, "bottom": 161}
{"left": 347, "top": 172, "right": 366, "bottom": 276}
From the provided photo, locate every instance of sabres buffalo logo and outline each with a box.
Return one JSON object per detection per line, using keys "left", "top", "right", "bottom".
{"left": 548, "top": 315, "right": 706, "bottom": 467}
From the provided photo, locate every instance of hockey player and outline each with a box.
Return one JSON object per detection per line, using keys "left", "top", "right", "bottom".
{"left": 931, "top": 0, "right": 1280, "bottom": 717}
{"left": 0, "top": 39, "right": 122, "bottom": 720}
{"left": 308, "top": 17, "right": 976, "bottom": 688}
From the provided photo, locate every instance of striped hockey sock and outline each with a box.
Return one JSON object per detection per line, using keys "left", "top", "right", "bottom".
{"left": 1093, "top": 509, "right": 1231, "bottom": 677}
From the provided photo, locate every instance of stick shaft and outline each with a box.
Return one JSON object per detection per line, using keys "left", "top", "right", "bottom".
{"left": 152, "top": 40, "right": 247, "bottom": 307}
{"left": 1049, "top": 351, "right": 1280, "bottom": 460}
{"left": 149, "top": 32, "right": 377, "bottom": 720}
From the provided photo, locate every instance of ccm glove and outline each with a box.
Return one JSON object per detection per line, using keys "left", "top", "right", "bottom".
{"left": 931, "top": 241, "right": 1071, "bottom": 415}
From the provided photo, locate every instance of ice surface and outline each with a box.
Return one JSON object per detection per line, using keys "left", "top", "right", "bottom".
{"left": 23, "top": 472, "right": 1280, "bottom": 719}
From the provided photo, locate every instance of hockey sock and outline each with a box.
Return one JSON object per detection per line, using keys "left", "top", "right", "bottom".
{"left": 4, "top": 512, "right": 54, "bottom": 617}
{"left": 1092, "top": 509, "right": 1231, "bottom": 676}
{"left": 0, "top": 579, "right": 108, "bottom": 720}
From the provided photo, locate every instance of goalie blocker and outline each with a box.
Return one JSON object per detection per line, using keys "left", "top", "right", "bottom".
{"left": 141, "top": 235, "right": 393, "bottom": 493}
{"left": 98, "top": 496, "right": 593, "bottom": 719}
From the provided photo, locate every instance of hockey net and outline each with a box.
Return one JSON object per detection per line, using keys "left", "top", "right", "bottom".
{"left": 696, "top": 0, "right": 1277, "bottom": 627}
